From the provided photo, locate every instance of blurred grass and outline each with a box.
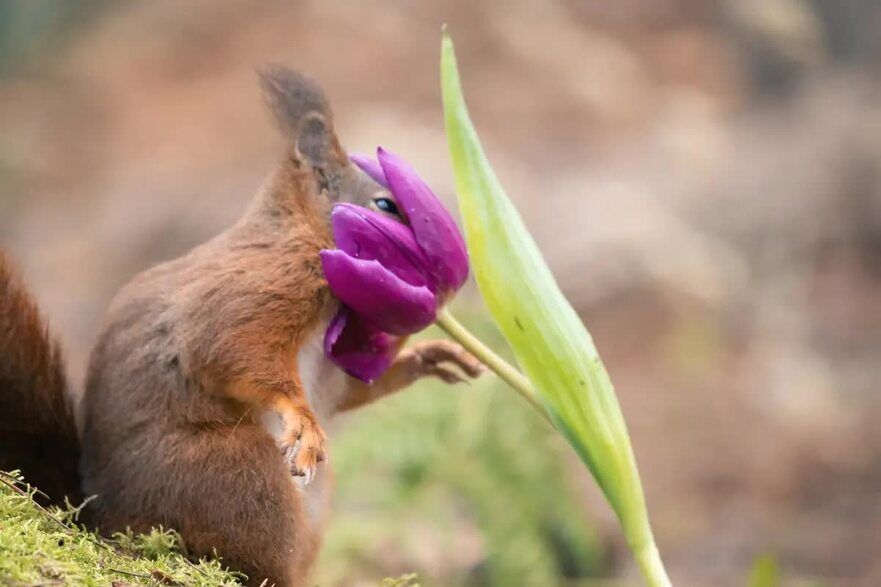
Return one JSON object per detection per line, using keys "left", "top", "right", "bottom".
{"left": 747, "top": 554, "right": 780, "bottom": 587}
{"left": 314, "top": 308, "right": 606, "bottom": 586}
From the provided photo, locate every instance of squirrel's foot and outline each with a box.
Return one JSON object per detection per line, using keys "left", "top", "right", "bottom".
{"left": 280, "top": 410, "right": 327, "bottom": 485}
{"left": 407, "top": 339, "right": 486, "bottom": 385}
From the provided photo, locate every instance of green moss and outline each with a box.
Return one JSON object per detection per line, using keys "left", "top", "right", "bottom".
{"left": 381, "top": 574, "right": 420, "bottom": 587}
{"left": 0, "top": 471, "right": 242, "bottom": 586}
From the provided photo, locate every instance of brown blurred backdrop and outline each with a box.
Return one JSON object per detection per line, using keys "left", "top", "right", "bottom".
{"left": 1, "top": 1, "right": 880, "bottom": 585}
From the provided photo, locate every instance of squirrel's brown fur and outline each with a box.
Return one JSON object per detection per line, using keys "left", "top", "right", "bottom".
{"left": 0, "top": 255, "right": 81, "bottom": 505}
{"left": 0, "top": 67, "right": 482, "bottom": 586}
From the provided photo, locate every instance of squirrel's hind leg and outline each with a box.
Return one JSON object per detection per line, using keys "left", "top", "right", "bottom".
{"left": 87, "top": 423, "right": 318, "bottom": 587}
{"left": 173, "top": 425, "right": 319, "bottom": 586}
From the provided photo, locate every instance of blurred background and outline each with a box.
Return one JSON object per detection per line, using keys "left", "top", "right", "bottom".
{"left": 1, "top": 1, "right": 880, "bottom": 585}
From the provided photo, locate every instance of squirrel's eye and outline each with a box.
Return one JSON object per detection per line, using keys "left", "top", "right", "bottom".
{"left": 373, "top": 197, "right": 400, "bottom": 216}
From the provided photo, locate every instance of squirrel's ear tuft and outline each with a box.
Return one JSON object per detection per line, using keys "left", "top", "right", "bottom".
{"left": 259, "top": 64, "right": 344, "bottom": 171}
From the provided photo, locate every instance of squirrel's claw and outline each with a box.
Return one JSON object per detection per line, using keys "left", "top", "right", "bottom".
{"left": 282, "top": 442, "right": 323, "bottom": 486}
{"left": 280, "top": 414, "right": 327, "bottom": 485}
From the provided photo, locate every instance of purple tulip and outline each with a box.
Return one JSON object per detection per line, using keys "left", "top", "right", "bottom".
{"left": 319, "top": 147, "right": 469, "bottom": 382}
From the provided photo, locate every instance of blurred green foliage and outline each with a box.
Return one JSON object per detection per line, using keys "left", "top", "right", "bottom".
{"left": 0, "top": 0, "right": 112, "bottom": 75}
{"left": 382, "top": 573, "right": 421, "bottom": 587}
{"left": 747, "top": 554, "right": 780, "bottom": 587}
{"left": 315, "top": 313, "right": 605, "bottom": 586}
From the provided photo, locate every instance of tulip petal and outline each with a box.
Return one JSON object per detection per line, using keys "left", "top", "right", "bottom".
{"left": 349, "top": 153, "right": 389, "bottom": 188}
{"left": 377, "top": 147, "right": 469, "bottom": 292}
{"left": 324, "top": 307, "right": 399, "bottom": 383}
{"left": 320, "top": 249, "right": 437, "bottom": 334}
{"left": 331, "top": 203, "right": 432, "bottom": 288}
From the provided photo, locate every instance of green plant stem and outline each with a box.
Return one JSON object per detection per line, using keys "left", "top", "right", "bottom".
{"left": 635, "top": 541, "right": 672, "bottom": 587}
{"left": 435, "top": 309, "right": 551, "bottom": 424}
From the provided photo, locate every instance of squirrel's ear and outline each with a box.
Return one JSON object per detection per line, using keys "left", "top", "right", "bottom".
{"left": 259, "top": 64, "right": 345, "bottom": 171}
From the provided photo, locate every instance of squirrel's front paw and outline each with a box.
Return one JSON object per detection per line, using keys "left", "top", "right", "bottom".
{"left": 280, "top": 410, "right": 327, "bottom": 485}
{"left": 409, "top": 339, "right": 485, "bottom": 384}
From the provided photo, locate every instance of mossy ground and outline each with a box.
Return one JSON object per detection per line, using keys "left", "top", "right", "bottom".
{"left": 0, "top": 471, "right": 424, "bottom": 586}
{"left": 0, "top": 471, "right": 241, "bottom": 586}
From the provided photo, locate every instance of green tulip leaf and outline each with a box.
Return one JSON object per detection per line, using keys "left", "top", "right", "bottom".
{"left": 440, "top": 31, "right": 671, "bottom": 587}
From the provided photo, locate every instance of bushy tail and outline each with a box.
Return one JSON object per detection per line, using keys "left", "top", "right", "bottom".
{"left": 0, "top": 253, "right": 81, "bottom": 505}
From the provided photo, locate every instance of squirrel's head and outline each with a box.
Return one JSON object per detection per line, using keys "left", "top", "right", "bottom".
{"left": 259, "top": 65, "right": 402, "bottom": 222}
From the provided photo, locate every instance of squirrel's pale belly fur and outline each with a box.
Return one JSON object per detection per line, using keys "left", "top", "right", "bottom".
{"left": 260, "top": 302, "right": 348, "bottom": 429}
{"left": 297, "top": 303, "right": 350, "bottom": 424}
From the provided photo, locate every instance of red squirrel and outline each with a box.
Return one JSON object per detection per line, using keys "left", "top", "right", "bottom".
{"left": 0, "top": 66, "right": 482, "bottom": 586}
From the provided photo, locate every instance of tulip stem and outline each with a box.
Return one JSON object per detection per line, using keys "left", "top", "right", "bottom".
{"left": 435, "top": 309, "right": 551, "bottom": 423}
{"left": 635, "top": 542, "right": 672, "bottom": 587}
